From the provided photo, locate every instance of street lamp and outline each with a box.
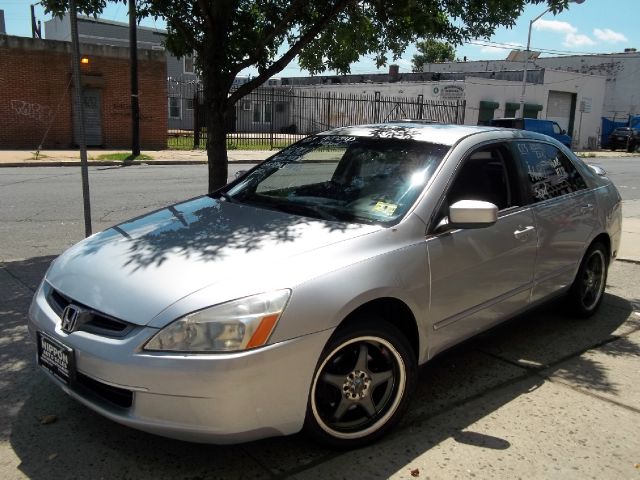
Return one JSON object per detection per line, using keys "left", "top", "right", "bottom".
{"left": 518, "top": 0, "right": 585, "bottom": 118}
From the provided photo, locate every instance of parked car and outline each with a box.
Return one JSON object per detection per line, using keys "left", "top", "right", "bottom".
{"left": 607, "top": 127, "right": 640, "bottom": 152}
{"left": 29, "top": 123, "right": 621, "bottom": 448}
{"left": 490, "top": 118, "right": 572, "bottom": 149}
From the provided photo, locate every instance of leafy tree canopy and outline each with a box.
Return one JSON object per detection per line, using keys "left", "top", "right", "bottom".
{"left": 412, "top": 38, "right": 456, "bottom": 72}
{"left": 42, "top": 0, "right": 569, "bottom": 191}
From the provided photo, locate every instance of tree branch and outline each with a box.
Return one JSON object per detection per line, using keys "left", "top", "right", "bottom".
{"left": 227, "top": 0, "right": 355, "bottom": 107}
{"left": 197, "top": 0, "right": 214, "bottom": 30}
{"left": 231, "top": 0, "right": 307, "bottom": 74}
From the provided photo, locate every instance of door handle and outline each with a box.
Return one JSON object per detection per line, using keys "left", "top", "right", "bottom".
{"left": 581, "top": 204, "right": 594, "bottom": 214}
{"left": 514, "top": 226, "right": 535, "bottom": 240}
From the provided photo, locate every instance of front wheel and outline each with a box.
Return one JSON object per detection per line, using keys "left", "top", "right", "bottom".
{"left": 304, "top": 319, "right": 417, "bottom": 448}
{"left": 567, "top": 242, "right": 608, "bottom": 318}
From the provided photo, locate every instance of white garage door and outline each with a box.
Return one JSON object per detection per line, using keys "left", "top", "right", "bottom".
{"left": 547, "top": 90, "right": 572, "bottom": 132}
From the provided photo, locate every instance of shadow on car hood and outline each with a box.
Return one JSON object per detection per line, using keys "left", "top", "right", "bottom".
{"left": 47, "top": 196, "right": 378, "bottom": 325}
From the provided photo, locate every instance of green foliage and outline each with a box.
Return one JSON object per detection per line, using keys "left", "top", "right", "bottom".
{"left": 412, "top": 38, "right": 456, "bottom": 72}
{"left": 41, "top": 1, "right": 569, "bottom": 89}
{"left": 40, "top": 0, "right": 570, "bottom": 189}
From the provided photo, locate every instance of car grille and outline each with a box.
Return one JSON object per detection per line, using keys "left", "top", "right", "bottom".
{"left": 46, "top": 284, "right": 135, "bottom": 338}
{"left": 75, "top": 372, "right": 134, "bottom": 409}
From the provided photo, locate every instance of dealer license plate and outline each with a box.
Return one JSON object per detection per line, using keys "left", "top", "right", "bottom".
{"left": 37, "top": 333, "right": 75, "bottom": 385}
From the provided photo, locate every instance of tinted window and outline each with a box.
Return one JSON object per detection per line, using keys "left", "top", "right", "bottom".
{"left": 447, "top": 144, "right": 518, "bottom": 211}
{"left": 491, "top": 119, "right": 522, "bottom": 129}
{"left": 516, "top": 142, "right": 587, "bottom": 202}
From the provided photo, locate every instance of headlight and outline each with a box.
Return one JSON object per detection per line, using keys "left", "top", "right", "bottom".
{"left": 144, "top": 290, "right": 291, "bottom": 353}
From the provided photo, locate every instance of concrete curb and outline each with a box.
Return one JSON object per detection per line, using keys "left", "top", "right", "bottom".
{"left": 0, "top": 159, "right": 260, "bottom": 167}
{"left": 617, "top": 258, "right": 640, "bottom": 265}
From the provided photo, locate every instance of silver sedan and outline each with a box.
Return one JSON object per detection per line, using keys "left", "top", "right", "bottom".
{"left": 29, "top": 123, "right": 622, "bottom": 448}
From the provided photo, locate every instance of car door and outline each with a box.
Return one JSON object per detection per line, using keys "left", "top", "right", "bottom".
{"left": 513, "top": 141, "right": 598, "bottom": 303}
{"left": 426, "top": 142, "right": 538, "bottom": 354}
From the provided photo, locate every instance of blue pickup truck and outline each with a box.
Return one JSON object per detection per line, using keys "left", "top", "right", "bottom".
{"left": 490, "top": 118, "right": 572, "bottom": 149}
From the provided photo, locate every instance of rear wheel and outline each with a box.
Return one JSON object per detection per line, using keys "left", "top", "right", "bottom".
{"left": 567, "top": 242, "right": 608, "bottom": 318}
{"left": 304, "top": 318, "right": 417, "bottom": 448}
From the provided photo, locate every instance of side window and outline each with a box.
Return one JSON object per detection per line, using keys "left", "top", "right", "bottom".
{"left": 446, "top": 144, "right": 518, "bottom": 212}
{"left": 516, "top": 141, "right": 587, "bottom": 202}
{"left": 552, "top": 123, "right": 562, "bottom": 135}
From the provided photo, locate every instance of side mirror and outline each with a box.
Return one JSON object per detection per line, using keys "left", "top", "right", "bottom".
{"left": 440, "top": 200, "right": 498, "bottom": 231}
{"left": 588, "top": 164, "right": 607, "bottom": 177}
{"left": 561, "top": 129, "right": 567, "bottom": 135}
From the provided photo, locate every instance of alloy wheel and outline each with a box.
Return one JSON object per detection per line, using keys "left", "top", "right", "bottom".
{"left": 310, "top": 335, "right": 406, "bottom": 440}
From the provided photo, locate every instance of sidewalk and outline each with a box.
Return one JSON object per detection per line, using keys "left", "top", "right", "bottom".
{"left": 0, "top": 148, "right": 636, "bottom": 167}
{"left": 0, "top": 149, "right": 272, "bottom": 166}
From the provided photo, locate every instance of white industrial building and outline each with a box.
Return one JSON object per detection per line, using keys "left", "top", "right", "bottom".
{"left": 285, "top": 66, "right": 605, "bottom": 150}
{"left": 418, "top": 50, "right": 640, "bottom": 123}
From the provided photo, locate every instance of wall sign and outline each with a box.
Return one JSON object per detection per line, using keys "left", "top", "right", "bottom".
{"left": 441, "top": 85, "right": 465, "bottom": 100}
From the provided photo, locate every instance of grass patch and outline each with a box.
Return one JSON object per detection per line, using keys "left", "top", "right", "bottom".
{"left": 30, "top": 152, "right": 49, "bottom": 160}
{"left": 94, "top": 153, "right": 154, "bottom": 161}
{"left": 167, "top": 136, "right": 289, "bottom": 151}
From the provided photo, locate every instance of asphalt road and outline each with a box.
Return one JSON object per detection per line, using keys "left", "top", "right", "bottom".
{"left": 1, "top": 157, "right": 638, "bottom": 260}
{"left": 0, "top": 160, "right": 639, "bottom": 479}
{"left": 587, "top": 156, "right": 640, "bottom": 200}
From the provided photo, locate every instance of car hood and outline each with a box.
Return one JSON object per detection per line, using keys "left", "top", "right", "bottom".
{"left": 47, "top": 196, "right": 379, "bottom": 325}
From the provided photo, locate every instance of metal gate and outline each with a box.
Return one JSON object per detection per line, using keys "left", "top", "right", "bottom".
{"left": 73, "top": 88, "right": 103, "bottom": 146}
{"left": 167, "top": 81, "right": 466, "bottom": 150}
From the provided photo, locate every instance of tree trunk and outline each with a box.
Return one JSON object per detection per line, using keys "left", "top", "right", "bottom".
{"left": 205, "top": 95, "right": 229, "bottom": 193}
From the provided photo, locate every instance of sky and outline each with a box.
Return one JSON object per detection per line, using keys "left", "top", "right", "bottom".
{"left": 2, "top": 0, "right": 638, "bottom": 77}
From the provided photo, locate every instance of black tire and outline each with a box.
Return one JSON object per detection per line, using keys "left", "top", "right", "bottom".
{"left": 567, "top": 242, "right": 608, "bottom": 318}
{"left": 304, "top": 317, "right": 417, "bottom": 449}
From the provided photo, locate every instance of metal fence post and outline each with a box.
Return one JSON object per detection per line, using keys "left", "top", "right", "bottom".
{"left": 270, "top": 87, "right": 275, "bottom": 150}
{"left": 193, "top": 92, "right": 200, "bottom": 149}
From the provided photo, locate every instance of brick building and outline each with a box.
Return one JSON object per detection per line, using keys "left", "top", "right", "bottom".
{"left": 0, "top": 35, "right": 166, "bottom": 149}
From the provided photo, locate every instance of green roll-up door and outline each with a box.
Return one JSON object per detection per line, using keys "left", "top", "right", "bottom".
{"left": 523, "top": 103, "right": 543, "bottom": 119}
{"left": 478, "top": 101, "right": 499, "bottom": 125}
{"left": 505, "top": 102, "right": 520, "bottom": 117}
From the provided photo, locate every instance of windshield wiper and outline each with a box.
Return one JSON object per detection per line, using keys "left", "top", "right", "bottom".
{"left": 216, "top": 191, "right": 239, "bottom": 204}
{"left": 268, "top": 201, "right": 342, "bottom": 222}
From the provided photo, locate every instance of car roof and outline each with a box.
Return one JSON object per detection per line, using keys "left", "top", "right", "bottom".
{"left": 319, "top": 123, "right": 506, "bottom": 146}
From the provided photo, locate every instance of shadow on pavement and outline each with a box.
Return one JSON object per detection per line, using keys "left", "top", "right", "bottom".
{"left": 0, "top": 256, "right": 56, "bottom": 441}
{"left": 3, "top": 254, "right": 637, "bottom": 479}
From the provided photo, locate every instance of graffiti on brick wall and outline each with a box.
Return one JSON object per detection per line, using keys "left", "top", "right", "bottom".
{"left": 10, "top": 100, "right": 53, "bottom": 124}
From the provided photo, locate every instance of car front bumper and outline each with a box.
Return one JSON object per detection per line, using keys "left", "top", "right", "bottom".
{"left": 28, "top": 283, "right": 333, "bottom": 443}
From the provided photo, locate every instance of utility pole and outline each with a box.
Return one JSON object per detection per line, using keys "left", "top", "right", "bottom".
{"left": 129, "top": 0, "right": 141, "bottom": 156}
{"left": 69, "top": 0, "right": 92, "bottom": 237}
{"left": 519, "top": 0, "right": 586, "bottom": 118}
{"left": 30, "top": 4, "right": 42, "bottom": 39}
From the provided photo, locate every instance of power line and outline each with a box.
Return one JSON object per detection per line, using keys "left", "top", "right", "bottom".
{"left": 465, "top": 39, "right": 639, "bottom": 58}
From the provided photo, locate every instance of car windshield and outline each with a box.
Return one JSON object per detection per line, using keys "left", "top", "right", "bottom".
{"left": 223, "top": 135, "right": 449, "bottom": 225}
{"left": 613, "top": 128, "right": 632, "bottom": 134}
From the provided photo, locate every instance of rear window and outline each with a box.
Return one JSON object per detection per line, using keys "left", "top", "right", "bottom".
{"left": 491, "top": 119, "right": 522, "bottom": 129}
{"left": 515, "top": 141, "right": 587, "bottom": 202}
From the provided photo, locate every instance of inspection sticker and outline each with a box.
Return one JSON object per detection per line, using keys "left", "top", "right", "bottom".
{"left": 373, "top": 201, "right": 398, "bottom": 216}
